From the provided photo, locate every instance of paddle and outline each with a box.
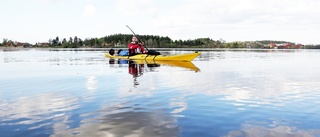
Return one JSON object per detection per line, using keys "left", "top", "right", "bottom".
{"left": 126, "top": 25, "right": 149, "bottom": 51}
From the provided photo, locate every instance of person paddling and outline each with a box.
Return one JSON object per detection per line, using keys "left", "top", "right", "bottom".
{"left": 128, "top": 36, "right": 147, "bottom": 56}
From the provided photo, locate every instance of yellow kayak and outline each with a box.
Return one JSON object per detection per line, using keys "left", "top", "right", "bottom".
{"left": 105, "top": 52, "right": 201, "bottom": 62}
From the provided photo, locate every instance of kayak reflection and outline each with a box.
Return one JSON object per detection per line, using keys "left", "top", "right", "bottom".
{"left": 109, "top": 59, "right": 200, "bottom": 72}
{"left": 108, "top": 59, "right": 200, "bottom": 87}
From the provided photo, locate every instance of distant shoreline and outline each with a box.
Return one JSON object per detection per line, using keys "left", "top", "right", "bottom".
{"left": 1, "top": 47, "right": 317, "bottom": 52}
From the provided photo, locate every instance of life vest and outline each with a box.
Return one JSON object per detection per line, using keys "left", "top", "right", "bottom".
{"left": 128, "top": 43, "right": 143, "bottom": 55}
{"left": 129, "top": 49, "right": 136, "bottom": 56}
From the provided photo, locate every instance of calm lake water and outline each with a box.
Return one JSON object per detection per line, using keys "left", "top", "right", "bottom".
{"left": 1, "top": 48, "right": 320, "bottom": 137}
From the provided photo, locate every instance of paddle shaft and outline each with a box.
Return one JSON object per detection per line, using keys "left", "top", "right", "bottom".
{"left": 126, "top": 25, "right": 149, "bottom": 51}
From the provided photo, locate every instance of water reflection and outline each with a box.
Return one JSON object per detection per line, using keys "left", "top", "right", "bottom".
{"left": 0, "top": 93, "right": 79, "bottom": 122}
{"left": 225, "top": 124, "right": 320, "bottom": 137}
{"left": 2, "top": 49, "right": 320, "bottom": 137}
{"left": 0, "top": 93, "right": 80, "bottom": 136}
{"left": 51, "top": 102, "right": 179, "bottom": 137}
{"left": 109, "top": 59, "right": 200, "bottom": 87}
{"left": 128, "top": 61, "right": 146, "bottom": 87}
{"left": 86, "top": 76, "right": 97, "bottom": 93}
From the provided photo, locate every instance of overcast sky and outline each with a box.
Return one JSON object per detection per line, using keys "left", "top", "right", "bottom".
{"left": 1, "top": 0, "right": 320, "bottom": 44}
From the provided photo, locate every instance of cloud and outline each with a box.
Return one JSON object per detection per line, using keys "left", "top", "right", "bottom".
{"left": 115, "top": 0, "right": 157, "bottom": 15}
{"left": 155, "top": 0, "right": 320, "bottom": 27}
{"left": 7, "top": 0, "right": 320, "bottom": 44}
{"left": 149, "top": 0, "right": 320, "bottom": 43}
{"left": 83, "top": 4, "right": 97, "bottom": 17}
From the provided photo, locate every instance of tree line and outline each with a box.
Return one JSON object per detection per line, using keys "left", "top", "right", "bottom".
{"left": 1, "top": 34, "right": 320, "bottom": 49}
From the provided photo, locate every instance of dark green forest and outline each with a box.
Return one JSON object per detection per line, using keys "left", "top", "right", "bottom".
{"left": 1, "top": 34, "right": 319, "bottom": 49}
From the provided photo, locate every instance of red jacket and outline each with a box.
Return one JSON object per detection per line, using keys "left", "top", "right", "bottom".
{"left": 128, "top": 42, "right": 146, "bottom": 55}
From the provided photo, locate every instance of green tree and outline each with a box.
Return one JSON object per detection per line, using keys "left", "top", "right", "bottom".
{"left": 95, "top": 38, "right": 100, "bottom": 47}
{"left": 90, "top": 38, "right": 95, "bottom": 47}
{"left": 52, "top": 39, "right": 58, "bottom": 46}
{"left": 74, "top": 36, "right": 78, "bottom": 43}
{"left": 78, "top": 38, "right": 83, "bottom": 47}
{"left": 73, "top": 36, "right": 79, "bottom": 48}
{"left": 83, "top": 38, "right": 90, "bottom": 47}
{"left": 2, "top": 38, "right": 8, "bottom": 46}
{"left": 62, "top": 38, "right": 67, "bottom": 44}
{"left": 55, "top": 36, "right": 60, "bottom": 45}
{"left": 147, "top": 38, "right": 153, "bottom": 48}
{"left": 69, "top": 37, "right": 73, "bottom": 44}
